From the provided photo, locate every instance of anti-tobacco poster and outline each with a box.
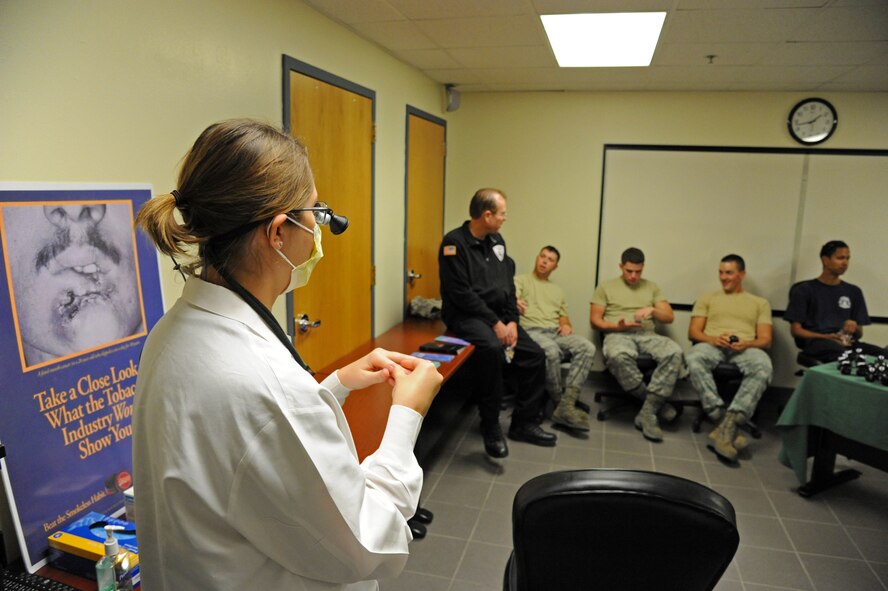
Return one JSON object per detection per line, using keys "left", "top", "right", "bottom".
{"left": 0, "top": 183, "right": 164, "bottom": 572}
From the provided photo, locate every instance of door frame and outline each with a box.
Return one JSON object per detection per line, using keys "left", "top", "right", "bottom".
{"left": 403, "top": 105, "right": 447, "bottom": 320}
{"left": 281, "top": 55, "right": 376, "bottom": 338}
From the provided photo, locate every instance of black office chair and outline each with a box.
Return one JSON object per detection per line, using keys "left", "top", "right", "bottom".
{"left": 594, "top": 354, "right": 657, "bottom": 420}
{"left": 794, "top": 349, "right": 823, "bottom": 376}
{"left": 504, "top": 469, "right": 739, "bottom": 591}
{"left": 691, "top": 361, "right": 762, "bottom": 438}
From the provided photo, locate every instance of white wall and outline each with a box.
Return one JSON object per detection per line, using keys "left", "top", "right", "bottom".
{"left": 445, "top": 91, "right": 888, "bottom": 387}
{"left": 0, "top": 0, "right": 445, "bottom": 334}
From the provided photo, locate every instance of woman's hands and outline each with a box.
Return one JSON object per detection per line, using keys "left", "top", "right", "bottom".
{"left": 338, "top": 348, "right": 442, "bottom": 416}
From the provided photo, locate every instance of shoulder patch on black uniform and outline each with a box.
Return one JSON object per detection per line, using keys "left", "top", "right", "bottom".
{"left": 443, "top": 245, "right": 457, "bottom": 256}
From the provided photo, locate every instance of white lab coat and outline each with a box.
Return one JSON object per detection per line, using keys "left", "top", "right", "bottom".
{"left": 132, "top": 278, "right": 423, "bottom": 590}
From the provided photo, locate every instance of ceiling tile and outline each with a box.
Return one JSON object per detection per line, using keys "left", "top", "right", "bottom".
{"left": 764, "top": 41, "right": 888, "bottom": 65}
{"left": 303, "top": 0, "right": 405, "bottom": 24}
{"left": 415, "top": 15, "right": 547, "bottom": 48}
{"left": 351, "top": 20, "right": 437, "bottom": 50}
{"left": 532, "top": 0, "right": 672, "bottom": 12}
{"left": 868, "top": 46, "right": 888, "bottom": 64}
{"left": 666, "top": 8, "right": 813, "bottom": 43}
{"left": 646, "top": 64, "right": 753, "bottom": 85}
{"left": 729, "top": 64, "right": 854, "bottom": 87}
{"left": 389, "top": 48, "right": 462, "bottom": 69}
{"left": 424, "top": 68, "right": 487, "bottom": 85}
{"left": 677, "top": 0, "right": 827, "bottom": 8}
{"left": 822, "top": 64, "right": 888, "bottom": 89}
{"left": 447, "top": 45, "right": 555, "bottom": 68}
{"left": 655, "top": 42, "right": 772, "bottom": 65}
{"left": 790, "top": 6, "right": 888, "bottom": 42}
{"left": 386, "top": 0, "right": 534, "bottom": 19}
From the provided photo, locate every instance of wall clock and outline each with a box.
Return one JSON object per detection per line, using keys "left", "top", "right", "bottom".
{"left": 788, "top": 98, "right": 837, "bottom": 145}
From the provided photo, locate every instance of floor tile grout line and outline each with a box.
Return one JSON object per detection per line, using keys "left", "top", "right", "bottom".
{"left": 398, "top": 379, "right": 887, "bottom": 591}
{"left": 444, "top": 445, "right": 498, "bottom": 591}
{"left": 759, "top": 469, "right": 818, "bottom": 591}
{"left": 823, "top": 491, "right": 888, "bottom": 590}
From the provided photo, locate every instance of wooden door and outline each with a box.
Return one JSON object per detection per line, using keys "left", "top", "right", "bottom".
{"left": 289, "top": 69, "right": 373, "bottom": 370}
{"left": 405, "top": 110, "right": 446, "bottom": 310}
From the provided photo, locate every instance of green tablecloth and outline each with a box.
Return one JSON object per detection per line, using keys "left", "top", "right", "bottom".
{"left": 777, "top": 361, "right": 888, "bottom": 484}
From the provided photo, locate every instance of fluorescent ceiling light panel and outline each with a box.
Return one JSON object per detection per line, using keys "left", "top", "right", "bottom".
{"left": 542, "top": 12, "right": 666, "bottom": 67}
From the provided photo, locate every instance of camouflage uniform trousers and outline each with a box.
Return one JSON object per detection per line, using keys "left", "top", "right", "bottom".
{"left": 524, "top": 327, "right": 596, "bottom": 399}
{"left": 686, "top": 343, "right": 772, "bottom": 418}
{"left": 602, "top": 332, "right": 682, "bottom": 398}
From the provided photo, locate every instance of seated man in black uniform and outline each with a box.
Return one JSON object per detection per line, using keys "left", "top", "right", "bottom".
{"left": 784, "top": 240, "right": 885, "bottom": 363}
{"left": 439, "top": 188, "right": 556, "bottom": 458}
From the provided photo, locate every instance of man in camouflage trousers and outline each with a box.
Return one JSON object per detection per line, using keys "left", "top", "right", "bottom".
{"left": 590, "top": 247, "right": 682, "bottom": 442}
{"left": 687, "top": 254, "right": 772, "bottom": 463}
{"left": 516, "top": 245, "right": 596, "bottom": 432}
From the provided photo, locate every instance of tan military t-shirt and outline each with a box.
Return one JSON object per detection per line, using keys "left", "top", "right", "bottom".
{"left": 515, "top": 273, "right": 568, "bottom": 329}
{"left": 590, "top": 277, "right": 665, "bottom": 332}
{"left": 692, "top": 290, "right": 772, "bottom": 341}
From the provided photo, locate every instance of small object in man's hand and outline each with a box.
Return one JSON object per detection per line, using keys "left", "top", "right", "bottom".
{"left": 728, "top": 335, "right": 739, "bottom": 344}
{"left": 504, "top": 346, "right": 515, "bottom": 364}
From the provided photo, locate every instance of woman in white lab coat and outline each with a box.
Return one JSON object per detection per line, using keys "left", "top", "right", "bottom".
{"left": 133, "top": 119, "right": 441, "bottom": 591}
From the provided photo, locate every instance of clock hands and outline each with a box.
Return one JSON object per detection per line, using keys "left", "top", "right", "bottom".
{"left": 798, "top": 113, "right": 823, "bottom": 126}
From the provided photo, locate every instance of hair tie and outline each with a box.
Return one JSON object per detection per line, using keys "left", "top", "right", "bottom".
{"left": 171, "top": 189, "right": 186, "bottom": 210}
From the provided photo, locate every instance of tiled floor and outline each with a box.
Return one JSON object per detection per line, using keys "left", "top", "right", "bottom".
{"left": 379, "top": 376, "right": 888, "bottom": 591}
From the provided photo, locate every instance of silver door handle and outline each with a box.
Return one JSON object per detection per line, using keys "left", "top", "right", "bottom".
{"left": 407, "top": 269, "right": 423, "bottom": 286}
{"left": 297, "top": 313, "right": 321, "bottom": 334}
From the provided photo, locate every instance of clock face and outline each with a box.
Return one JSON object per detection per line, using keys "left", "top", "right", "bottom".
{"left": 788, "top": 98, "right": 837, "bottom": 145}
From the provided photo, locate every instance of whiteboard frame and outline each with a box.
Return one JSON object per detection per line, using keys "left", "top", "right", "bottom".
{"left": 597, "top": 144, "right": 888, "bottom": 321}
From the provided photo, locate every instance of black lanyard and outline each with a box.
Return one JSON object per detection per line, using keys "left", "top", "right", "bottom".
{"left": 214, "top": 267, "right": 313, "bottom": 374}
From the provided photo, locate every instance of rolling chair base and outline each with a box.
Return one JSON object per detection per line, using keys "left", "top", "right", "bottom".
{"left": 594, "top": 392, "right": 641, "bottom": 422}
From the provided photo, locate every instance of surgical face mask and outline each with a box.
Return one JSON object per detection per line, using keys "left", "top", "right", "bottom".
{"left": 270, "top": 217, "right": 323, "bottom": 292}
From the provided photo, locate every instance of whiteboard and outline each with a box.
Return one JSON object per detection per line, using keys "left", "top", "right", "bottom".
{"left": 599, "top": 148, "right": 804, "bottom": 309}
{"left": 599, "top": 146, "right": 888, "bottom": 318}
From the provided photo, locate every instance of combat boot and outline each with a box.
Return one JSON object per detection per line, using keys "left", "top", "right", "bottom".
{"left": 659, "top": 401, "right": 679, "bottom": 423}
{"left": 552, "top": 386, "right": 591, "bottom": 431}
{"left": 634, "top": 394, "right": 665, "bottom": 442}
{"left": 733, "top": 432, "right": 749, "bottom": 452}
{"left": 731, "top": 412, "right": 750, "bottom": 451}
{"left": 708, "top": 411, "right": 740, "bottom": 462}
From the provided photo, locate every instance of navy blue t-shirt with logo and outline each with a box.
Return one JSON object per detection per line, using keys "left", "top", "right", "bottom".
{"left": 784, "top": 279, "right": 870, "bottom": 347}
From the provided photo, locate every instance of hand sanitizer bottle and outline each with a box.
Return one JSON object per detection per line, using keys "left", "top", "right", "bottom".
{"left": 96, "top": 526, "right": 120, "bottom": 591}
{"left": 115, "top": 546, "right": 135, "bottom": 591}
{"left": 96, "top": 525, "right": 135, "bottom": 591}
{"left": 107, "top": 525, "right": 135, "bottom": 591}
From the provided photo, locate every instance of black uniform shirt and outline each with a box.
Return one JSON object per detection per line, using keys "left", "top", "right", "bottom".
{"left": 439, "top": 221, "right": 518, "bottom": 327}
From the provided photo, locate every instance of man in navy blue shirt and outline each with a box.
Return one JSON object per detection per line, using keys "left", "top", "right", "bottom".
{"left": 784, "top": 240, "right": 885, "bottom": 363}
{"left": 439, "top": 188, "right": 556, "bottom": 458}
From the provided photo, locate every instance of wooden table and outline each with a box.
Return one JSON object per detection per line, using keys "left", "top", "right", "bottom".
{"left": 315, "top": 317, "right": 474, "bottom": 462}
{"left": 33, "top": 565, "right": 94, "bottom": 590}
